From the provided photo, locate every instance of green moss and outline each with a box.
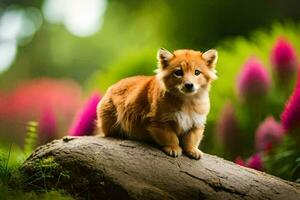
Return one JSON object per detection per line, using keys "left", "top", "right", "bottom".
{"left": 0, "top": 156, "right": 73, "bottom": 200}
{"left": 31, "top": 155, "right": 71, "bottom": 185}
{"left": 37, "top": 156, "right": 59, "bottom": 170}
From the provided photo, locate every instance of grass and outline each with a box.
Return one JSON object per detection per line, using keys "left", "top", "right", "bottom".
{"left": 0, "top": 142, "right": 74, "bottom": 200}
{"left": 0, "top": 121, "right": 74, "bottom": 200}
{"left": 0, "top": 144, "right": 74, "bottom": 200}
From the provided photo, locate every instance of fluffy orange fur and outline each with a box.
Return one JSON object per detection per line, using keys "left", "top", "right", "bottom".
{"left": 96, "top": 48, "right": 218, "bottom": 159}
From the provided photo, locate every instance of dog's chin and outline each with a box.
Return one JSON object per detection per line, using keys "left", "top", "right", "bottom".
{"left": 179, "top": 89, "right": 198, "bottom": 96}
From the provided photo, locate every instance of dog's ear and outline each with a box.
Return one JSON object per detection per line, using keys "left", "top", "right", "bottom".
{"left": 157, "top": 48, "right": 174, "bottom": 68}
{"left": 202, "top": 49, "right": 218, "bottom": 80}
{"left": 202, "top": 49, "right": 218, "bottom": 67}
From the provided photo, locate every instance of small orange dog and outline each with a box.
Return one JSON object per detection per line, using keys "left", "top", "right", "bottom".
{"left": 96, "top": 48, "right": 218, "bottom": 159}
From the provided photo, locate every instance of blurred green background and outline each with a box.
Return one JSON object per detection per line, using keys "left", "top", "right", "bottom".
{"left": 1, "top": 0, "right": 300, "bottom": 198}
{"left": 1, "top": 0, "right": 300, "bottom": 88}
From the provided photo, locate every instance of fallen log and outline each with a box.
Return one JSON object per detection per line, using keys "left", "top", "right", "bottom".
{"left": 21, "top": 136, "right": 300, "bottom": 200}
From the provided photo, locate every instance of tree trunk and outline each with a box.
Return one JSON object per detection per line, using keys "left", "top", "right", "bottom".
{"left": 21, "top": 136, "right": 300, "bottom": 200}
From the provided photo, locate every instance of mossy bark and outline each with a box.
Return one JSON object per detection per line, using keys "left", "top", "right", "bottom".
{"left": 21, "top": 136, "right": 300, "bottom": 200}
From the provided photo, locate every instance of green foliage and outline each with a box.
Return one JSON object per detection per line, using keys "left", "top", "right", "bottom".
{"left": 211, "top": 23, "right": 300, "bottom": 121}
{"left": 30, "top": 156, "right": 71, "bottom": 188}
{"left": 204, "top": 23, "right": 300, "bottom": 147}
{"left": 86, "top": 49, "right": 157, "bottom": 92}
{"left": 0, "top": 143, "right": 26, "bottom": 182}
{"left": 0, "top": 146, "right": 73, "bottom": 200}
{"left": 24, "top": 121, "right": 38, "bottom": 156}
{"left": 165, "top": 1, "right": 300, "bottom": 49}
{"left": 0, "top": 121, "right": 73, "bottom": 200}
{"left": 264, "top": 137, "right": 300, "bottom": 182}
{"left": 0, "top": 0, "right": 169, "bottom": 88}
{"left": 0, "top": 185, "right": 73, "bottom": 200}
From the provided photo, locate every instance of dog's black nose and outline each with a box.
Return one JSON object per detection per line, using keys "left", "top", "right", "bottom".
{"left": 184, "top": 83, "right": 194, "bottom": 90}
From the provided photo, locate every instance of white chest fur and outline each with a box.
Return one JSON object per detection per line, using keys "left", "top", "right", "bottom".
{"left": 174, "top": 111, "right": 207, "bottom": 133}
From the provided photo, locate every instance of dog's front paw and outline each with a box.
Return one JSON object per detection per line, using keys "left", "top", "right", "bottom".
{"left": 185, "top": 148, "right": 203, "bottom": 160}
{"left": 162, "top": 145, "right": 182, "bottom": 157}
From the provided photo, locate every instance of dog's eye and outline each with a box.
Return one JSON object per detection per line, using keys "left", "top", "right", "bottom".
{"left": 174, "top": 69, "right": 183, "bottom": 77}
{"left": 195, "top": 69, "right": 201, "bottom": 76}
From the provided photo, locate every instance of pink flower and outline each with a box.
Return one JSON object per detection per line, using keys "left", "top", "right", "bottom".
{"left": 235, "top": 153, "right": 263, "bottom": 171}
{"left": 0, "top": 78, "right": 82, "bottom": 145}
{"left": 69, "top": 93, "right": 101, "bottom": 136}
{"left": 255, "top": 116, "right": 285, "bottom": 152}
{"left": 247, "top": 154, "right": 263, "bottom": 171}
{"left": 237, "top": 57, "right": 271, "bottom": 102}
{"left": 39, "top": 107, "right": 57, "bottom": 144}
{"left": 6, "top": 78, "right": 82, "bottom": 120}
{"left": 271, "top": 37, "right": 298, "bottom": 83}
{"left": 281, "top": 68, "right": 300, "bottom": 132}
{"left": 235, "top": 156, "right": 245, "bottom": 166}
{"left": 216, "top": 102, "right": 241, "bottom": 155}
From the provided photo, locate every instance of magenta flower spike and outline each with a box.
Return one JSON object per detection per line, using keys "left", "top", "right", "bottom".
{"left": 237, "top": 57, "right": 271, "bottom": 102}
{"left": 246, "top": 154, "right": 263, "bottom": 171}
{"left": 69, "top": 93, "right": 101, "bottom": 136}
{"left": 255, "top": 116, "right": 285, "bottom": 152}
{"left": 281, "top": 68, "right": 300, "bottom": 132}
{"left": 235, "top": 154, "right": 263, "bottom": 171}
{"left": 235, "top": 156, "right": 245, "bottom": 167}
{"left": 39, "top": 107, "right": 57, "bottom": 143}
{"left": 271, "top": 37, "right": 298, "bottom": 83}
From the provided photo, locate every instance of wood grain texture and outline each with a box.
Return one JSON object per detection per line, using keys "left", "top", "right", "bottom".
{"left": 21, "top": 136, "right": 300, "bottom": 200}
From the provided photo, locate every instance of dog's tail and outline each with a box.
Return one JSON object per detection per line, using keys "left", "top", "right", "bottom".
{"left": 68, "top": 92, "right": 101, "bottom": 136}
